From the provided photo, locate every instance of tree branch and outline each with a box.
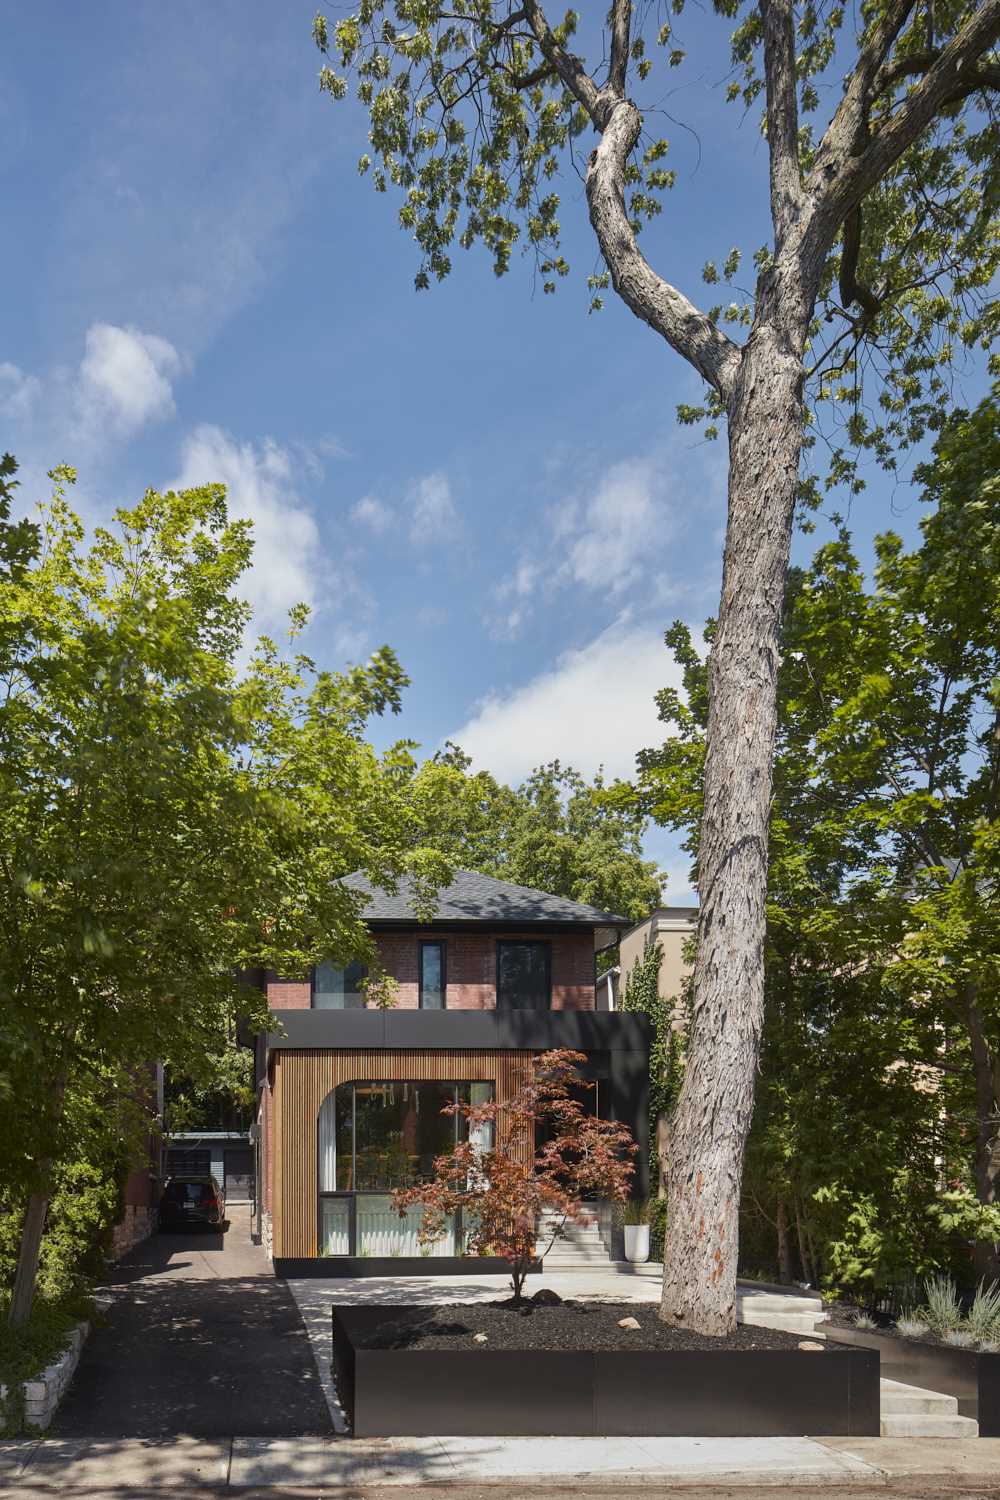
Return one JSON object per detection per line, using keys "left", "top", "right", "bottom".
{"left": 838, "top": 203, "right": 881, "bottom": 317}
{"left": 808, "top": 0, "right": 919, "bottom": 188}
{"left": 521, "top": 0, "right": 605, "bottom": 125}
{"left": 821, "top": 0, "right": 1000, "bottom": 226}
{"left": 521, "top": 0, "right": 741, "bottom": 400}
{"left": 761, "top": 0, "right": 804, "bottom": 245}
{"left": 587, "top": 102, "right": 742, "bottom": 399}
{"left": 609, "top": 0, "right": 632, "bottom": 99}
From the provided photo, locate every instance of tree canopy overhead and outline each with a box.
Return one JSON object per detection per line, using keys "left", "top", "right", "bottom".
{"left": 410, "top": 743, "right": 663, "bottom": 922}
{"left": 313, "top": 0, "right": 999, "bottom": 489}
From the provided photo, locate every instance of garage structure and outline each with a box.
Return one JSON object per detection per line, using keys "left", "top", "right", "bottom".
{"left": 165, "top": 1130, "right": 254, "bottom": 1201}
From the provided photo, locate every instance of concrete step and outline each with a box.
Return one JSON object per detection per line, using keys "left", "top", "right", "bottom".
{"left": 739, "top": 1312, "right": 825, "bottom": 1336}
{"left": 880, "top": 1412, "right": 979, "bottom": 1437}
{"left": 880, "top": 1379, "right": 958, "bottom": 1415}
{"left": 737, "top": 1292, "right": 824, "bottom": 1313}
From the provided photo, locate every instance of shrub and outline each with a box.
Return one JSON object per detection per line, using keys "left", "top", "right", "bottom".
{"left": 965, "top": 1279, "right": 1000, "bottom": 1343}
{"left": 852, "top": 1311, "right": 877, "bottom": 1330}
{"left": 922, "top": 1273, "right": 962, "bottom": 1336}
{"left": 395, "top": 1048, "right": 636, "bottom": 1303}
{"left": 943, "top": 1329, "right": 977, "bottom": 1348}
{"left": 896, "top": 1316, "right": 930, "bottom": 1339}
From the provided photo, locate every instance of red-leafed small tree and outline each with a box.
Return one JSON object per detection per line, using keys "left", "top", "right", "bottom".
{"left": 394, "top": 1048, "right": 636, "bottom": 1304}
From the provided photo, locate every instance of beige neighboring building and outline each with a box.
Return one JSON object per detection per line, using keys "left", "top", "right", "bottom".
{"left": 611, "top": 907, "right": 699, "bottom": 1010}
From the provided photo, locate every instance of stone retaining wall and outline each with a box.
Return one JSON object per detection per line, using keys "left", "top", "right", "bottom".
{"left": 1, "top": 1317, "right": 90, "bottom": 1432}
{"left": 111, "top": 1203, "right": 154, "bottom": 1261}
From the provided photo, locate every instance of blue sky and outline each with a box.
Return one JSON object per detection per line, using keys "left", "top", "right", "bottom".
{"left": 1, "top": 3, "right": 990, "bottom": 901}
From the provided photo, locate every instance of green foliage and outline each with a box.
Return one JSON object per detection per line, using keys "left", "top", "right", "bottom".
{"left": 359, "top": 971, "right": 402, "bottom": 1009}
{"left": 410, "top": 745, "right": 662, "bottom": 922}
{"left": 966, "top": 1278, "right": 1000, "bottom": 1342}
{"left": 619, "top": 938, "right": 685, "bottom": 1192}
{"left": 312, "top": 5, "right": 1000, "bottom": 496}
{"left": 165, "top": 1043, "right": 255, "bottom": 1134}
{"left": 0, "top": 1296, "right": 86, "bottom": 1432}
{"left": 922, "top": 1273, "right": 963, "bottom": 1335}
{"left": 637, "top": 392, "right": 1000, "bottom": 1288}
{"left": 0, "top": 457, "right": 446, "bottom": 1318}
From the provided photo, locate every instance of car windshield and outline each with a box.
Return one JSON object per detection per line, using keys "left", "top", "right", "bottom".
{"left": 165, "top": 1180, "right": 214, "bottom": 1204}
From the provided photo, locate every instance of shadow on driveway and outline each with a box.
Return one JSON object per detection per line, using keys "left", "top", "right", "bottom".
{"left": 53, "top": 1215, "right": 332, "bottom": 1439}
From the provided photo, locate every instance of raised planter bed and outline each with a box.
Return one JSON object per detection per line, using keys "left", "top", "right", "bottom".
{"left": 828, "top": 1324, "right": 1000, "bottom": 1433}
{"left": 277, "top": 1255, "right": 538, "bottom": 1279}
{"left": 331, "top": 1302, "right": 879, "bottom": 1437}
{"left": 0, "top": 1317, "right": 90, "bottom": 1432}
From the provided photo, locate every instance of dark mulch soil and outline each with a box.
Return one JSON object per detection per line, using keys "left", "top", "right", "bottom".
{"left": 349, "top": 1298, "right": 845, "bottom": 1353}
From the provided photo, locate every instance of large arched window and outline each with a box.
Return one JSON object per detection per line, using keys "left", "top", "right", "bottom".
{"left": 317, "top": 1081, "right": 494, "bottom": 1257}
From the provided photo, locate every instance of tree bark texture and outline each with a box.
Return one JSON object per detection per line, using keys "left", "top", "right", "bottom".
{"left": 9, "top": 1185, "right": 51, "bottom": 1328}
{"left": 965, "top": 986, "right": 1000, "bottom": 1279}
{"left": 519, "top": 0, "right": 1000, "bottom": 1337}
{"left": 776, "top": 1197, "right": 794, "bottom": 1284}
{"left": 661, "top": 332, "right": 804, "bottom": 1333}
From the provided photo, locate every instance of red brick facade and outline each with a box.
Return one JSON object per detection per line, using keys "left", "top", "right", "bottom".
{"left": 266, "top": 929, "right": 596, "bottom": 1012}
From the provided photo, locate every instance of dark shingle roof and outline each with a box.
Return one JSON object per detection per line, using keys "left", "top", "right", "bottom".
{"left": 342, "top": 868, "right": 630, "bottom": 928}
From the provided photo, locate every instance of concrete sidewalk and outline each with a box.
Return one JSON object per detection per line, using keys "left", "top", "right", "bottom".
{"left": 3, "top": 1435, "right": 1000, "bottom": 1491}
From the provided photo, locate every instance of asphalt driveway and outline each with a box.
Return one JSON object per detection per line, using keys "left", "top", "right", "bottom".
{"left": 53, "top": 1207, "right": 332, "bottom": 1438}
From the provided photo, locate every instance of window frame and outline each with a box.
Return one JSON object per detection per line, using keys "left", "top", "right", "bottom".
{"left": 316, "top": 1079, "right": 494, "bottom": 1257}
{"left": 310, "top": 957, "right": 368, "bottom": 1010}
{"left": 495, "top": 939, "right": 552, "bottom": 1011}
{"left": 418, "top": 939, "right": 447, "bottom": 1010}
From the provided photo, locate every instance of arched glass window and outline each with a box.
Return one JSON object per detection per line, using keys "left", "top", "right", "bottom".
{"left": 316, "top": 1081, "right": 494, "bottom": 1257}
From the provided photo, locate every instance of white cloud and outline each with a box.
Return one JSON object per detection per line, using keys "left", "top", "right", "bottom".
{"left": 171, "top": 425, "right": 323, "bottom": 632}
{"left": 487, "top": 559, "right": 543, "bottom": 639}
{"left": 449, "top": 616, "right": 683, "bottom": 784}
{"left": 352, "top": 494, "right": 394, "bottom": 534}
{"left": 0, "top": 362, "right": 41, "bottom": 422}
{"left": 78, "top": 322, "right": 182, "bottom": 435}
{"left": 487, "top": 456, "right": 677, "bottom": 640}
{"left": 411, "top": 470, "right": 457, "bottom": 545}
{"left": 561, "top": 457, "right": 669, "bottom": 591}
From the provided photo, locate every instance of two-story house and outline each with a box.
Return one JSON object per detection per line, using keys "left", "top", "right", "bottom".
{"left": 254, "top": 869, "right": 652, "bottom": 1275}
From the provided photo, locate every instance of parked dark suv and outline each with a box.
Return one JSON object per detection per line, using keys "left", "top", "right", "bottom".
{"left": 159, "top": 1175, "right": 226, "bottom": 1231}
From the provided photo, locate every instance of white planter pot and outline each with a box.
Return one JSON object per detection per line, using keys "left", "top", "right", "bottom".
{"left": 623, "top": 1224, "right": 650, "bottom": 1264}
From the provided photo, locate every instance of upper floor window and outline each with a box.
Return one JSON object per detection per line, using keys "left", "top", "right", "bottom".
{"left": 312, "top": 958, "right": 367, "bottom": 1009}
{"left": 419, "top": 941, "right": 446, "bottom": 1009}
{"left": 496, "top": 940, "right": 551, "bottom": 1010}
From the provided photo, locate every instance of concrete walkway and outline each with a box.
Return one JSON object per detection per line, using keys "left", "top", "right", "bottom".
{"left": 3, "top": 1434, "right": 1000, "bottom": 1490}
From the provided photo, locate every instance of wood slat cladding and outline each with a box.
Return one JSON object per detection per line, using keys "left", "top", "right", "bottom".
{"left": 273, "top": 1048, "right": 533, "bottom": 1258}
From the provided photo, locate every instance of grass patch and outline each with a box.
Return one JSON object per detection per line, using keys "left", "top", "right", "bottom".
{"left": 0, "top": 1293, "right": 92, "bottom": 1431}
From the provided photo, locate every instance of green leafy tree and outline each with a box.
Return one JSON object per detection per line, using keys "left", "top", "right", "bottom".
{"left": 411, "top": 745, "right": 662, "bottom": 922}
{"left": 312, "top": 0, "right": 1000, "bottom": 1334}
{"left": 641, "top": 391, "right": 1000, "bottom": 1284}
{"left": 619, "top": 939, "right": 685, "bottom": 1198}
{"left": 0, "top": 460, "right": 444, "bottom": 1326}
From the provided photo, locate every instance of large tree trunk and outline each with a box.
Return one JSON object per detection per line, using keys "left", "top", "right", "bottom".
{"left": 965, "top": 986, "right": 1000, "bottom": 1281}
{"left": 9, "top": 1183, "right": 51, "bottom": 1328}
{"left": 660, "top": 324, "right": 804, "bottom": 1334}
{"left": 776, "top": 1197, "right": 794, "bottom": 1284}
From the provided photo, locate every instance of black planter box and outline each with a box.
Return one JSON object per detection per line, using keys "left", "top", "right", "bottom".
{"left": 829, "top": 1325, "right": 1000, "bottom": 1433}
{"left": 277, "top": 1256, "right": 539, "bottom": 1279}
{"left": 332, "top": 1304, "right": 880, "bottom": 1438}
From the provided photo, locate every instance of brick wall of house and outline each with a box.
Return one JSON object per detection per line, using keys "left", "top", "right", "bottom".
{"left": 373, "top": 930, "right": 595, "bottom": 1010}
{"left": 265, "top": 931, "right": 597, "bottom": 1011}
{"left": 267, "top": 977, "right": 311, "bottom": 1009}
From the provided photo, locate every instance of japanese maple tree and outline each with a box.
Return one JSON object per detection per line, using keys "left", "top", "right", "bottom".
{"left": 394, "top": 1047, "right": 636, "bottom": 1304}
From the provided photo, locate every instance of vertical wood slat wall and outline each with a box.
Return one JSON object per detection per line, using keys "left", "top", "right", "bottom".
{"left": 273, "top": 1048, "right": 533, "bottom": 1258}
